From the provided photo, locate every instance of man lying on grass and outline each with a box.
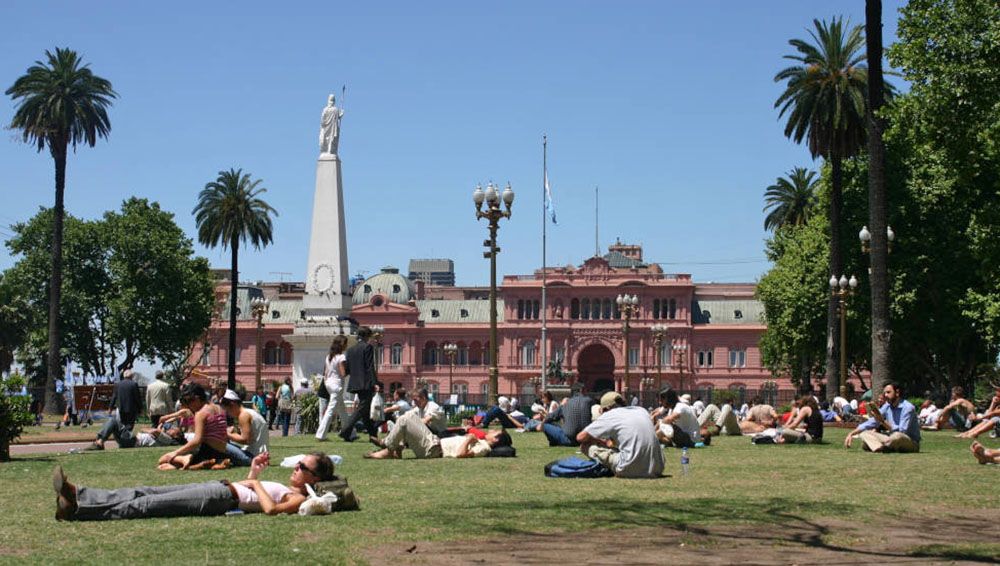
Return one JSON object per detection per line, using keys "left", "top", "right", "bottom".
{"left": 53, "top": 451, "right": 335, "bottom": 521}
{"left": 364, "top": 408, "right": 511, "bottom": 459}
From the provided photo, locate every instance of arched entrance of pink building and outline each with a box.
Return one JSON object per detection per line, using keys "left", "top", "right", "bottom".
{"left": 576, "top": 344, "right": 616, "bottom": 393}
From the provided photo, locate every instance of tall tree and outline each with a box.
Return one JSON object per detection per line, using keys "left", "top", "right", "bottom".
{"left": 763, "top": 167, "right": 819, "bottom": 231}
{"left": 774, "top": 18, "right": 870, "bottom": 398}
{"left": 5, "top": 48, "right": 116, "bottom": 413}
{"left": 865, "top": 0, "right": 891, "bottom": 394}
{"left": 193, "top": 169, "right": 277, "bottom": 390}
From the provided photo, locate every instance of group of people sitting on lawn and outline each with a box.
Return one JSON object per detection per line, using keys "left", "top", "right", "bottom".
{"left": 81, "top": 382, "right": 271, "bottom": 471}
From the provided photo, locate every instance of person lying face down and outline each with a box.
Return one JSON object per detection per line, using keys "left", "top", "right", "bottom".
{"left": 364, "top": 408, "right": 511, "bottom": 459}
{"left": 53, "top": 451, "right": 336, "bottom": 521}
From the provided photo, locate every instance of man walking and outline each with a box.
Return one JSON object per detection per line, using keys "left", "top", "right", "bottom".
{"left": 145, "top": 371, "right": 172, "bottom": 428}
{"left": 110, "top": 369, "right": 142, "bottom": 429}
{"left": 339, "top": 326, "right": 379, "bottom": 442}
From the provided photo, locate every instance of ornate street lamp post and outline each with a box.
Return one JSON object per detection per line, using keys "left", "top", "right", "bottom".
{"left": 650, "top": 323, "right": 668, "bottom": 392}
{"left": 443, "top": 342, "right": 458, "bottom": 396}
{"left": 473, "top": 181, "right": 514, "bottom": 406}
{"left": 829, "top": 274, "right": 858, "bottom": 398}
{"left": 250, "top": 296, "right": 270, "bottom": 394}
{"left": 858, "top": 225, "right": 895, "bottom": 255}
{"left": 617, "top": 294, "right": 640, "bottom": 394}
{"left": 673, "top": 343, "right": 688, "bottom": 392}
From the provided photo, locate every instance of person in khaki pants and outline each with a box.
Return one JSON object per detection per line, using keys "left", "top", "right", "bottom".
{"left": 844, "top": 382, "right": 920, "bottom": 453}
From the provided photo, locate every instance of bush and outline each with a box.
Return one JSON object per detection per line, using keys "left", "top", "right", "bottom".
{"left": 712, "top": 389, "right": 739, "bottom": 407}
{"left": 296, "top": 393, "right": 320, "bottom": 434}
{"left": 448, "top": 409, "right": 477, "bottom": 427}
{"left": 1, "top": 372, "right": 34, "bottom": 461}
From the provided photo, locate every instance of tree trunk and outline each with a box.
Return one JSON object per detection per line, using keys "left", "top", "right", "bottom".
{"left": 866, "top": 0, "right": 891, "bottom": 394}
{"left": 44, "top": 141, "right": 68, "bottom": 415}
{"left": 825, "top": 157, "right": 844, "bottom": 400}
{"left": 228, "top": 238, "right": 239, "bottom": 390}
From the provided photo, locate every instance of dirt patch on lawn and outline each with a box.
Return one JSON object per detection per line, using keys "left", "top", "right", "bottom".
{"left": 365, "top": 511, "right": 1000, "bottom": 565}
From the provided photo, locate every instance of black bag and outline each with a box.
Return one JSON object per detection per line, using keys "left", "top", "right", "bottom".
{"left": 486, "top": 445, "right": 517, "bottom": 458}
{"left": 313, "top": 475, "right": 360, "bottom": 511}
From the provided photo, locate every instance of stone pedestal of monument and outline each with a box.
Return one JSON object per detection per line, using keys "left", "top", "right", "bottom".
{"left": 284, "top": 100, "right": 355, "bottom": 383}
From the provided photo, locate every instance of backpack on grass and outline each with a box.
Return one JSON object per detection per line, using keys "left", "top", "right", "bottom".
{"left": 313, "top": 475, "right": 360, "bottom": 511}
{"left": 544, "top": 456, "right": 612, "bottom": 478}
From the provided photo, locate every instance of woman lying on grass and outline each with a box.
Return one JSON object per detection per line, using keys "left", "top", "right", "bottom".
{"left": 53, "top": 451, "right": 335, "bottom": 521}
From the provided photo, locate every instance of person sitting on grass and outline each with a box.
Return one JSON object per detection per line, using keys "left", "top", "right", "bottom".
{"left": 411, "top": 387, "right": 448, "bottom": 436}
{"left": 365, "top": 407, "right": 511, "bottom": 459}
{"left": 741, "top": 397, "right": 779, "bottom": 434}
{"left": 52, "top": 451, "right": 335, "bottom": 521}
{"left": 844, "top": 382, "right": 920, "bottom": 453}
{"left": 577, "top": 392, "right": 664, "bottom": 479}
{"left": 220, "top": 389, "right": 270, "bottom": 466}
{"left": 930, "top": 386, "right": 979, "bottom": 431}
{"left": 540, "top": 385, "right": 594, "bottom": 446}
{"left": 480, "top": 396, "right": 530, "bottom": 429}
{"left": 970, "top": 441, "right": 1000, "bottom": 465}
{"left": 776, "top": 394, "right": 824, "bottom": 444}
{"left": 653, "top": 389, "right": 702, "bottom": 448}
{"left": 957, "top": 385, "right": 1000, "bottom": 440}
{"left": 918, "top": 399, "right": 941, "bottom": 427}
{"left": 157, "top": 383, "right": 232, "bottom": 470}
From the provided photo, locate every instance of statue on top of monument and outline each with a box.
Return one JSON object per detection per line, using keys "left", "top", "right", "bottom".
{"left": 319, "top": 93, "right": 344, "bottom": 155}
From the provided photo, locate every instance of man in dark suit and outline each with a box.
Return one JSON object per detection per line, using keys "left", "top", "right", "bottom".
{"left": 110, "top": 369, "right": 142, "bottom": 429}
{"left": 339, "top": 326, "right": 379, "bottom": 442}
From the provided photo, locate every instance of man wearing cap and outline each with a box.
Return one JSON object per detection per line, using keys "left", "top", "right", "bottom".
{"left": 110, "top": 369, "right": 142, "bottom": 429}
{"left": 220, "top": 389, "right": 270, "bottom": 466}
{"left": 576, "top": 392, "right": 664, "bottom": 479}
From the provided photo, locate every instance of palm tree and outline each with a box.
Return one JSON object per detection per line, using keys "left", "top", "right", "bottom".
{"left": 774, "top": 18, "right": 870, "bottom": 398}
{"left": 5, "top": 48, "right": 116, "bottom": 413}
{"left": 763, "top": 167, "right": 818, "bottom": 231}
{"left": 865, "top": 0, "right": 891, "bottom": 393}
{"left": 193, "top": 169, "right": 277, "bottom": 390}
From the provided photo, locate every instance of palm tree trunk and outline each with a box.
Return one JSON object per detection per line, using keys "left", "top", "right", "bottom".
{"left": 228, "top": 237, "right": 239, "bottom": 390}
{"left": 44, "top": 142, "right": 68, "bottom": 414}
{"left": 866, "top": 0, "right": 891, "bottom": 394}
{"left": 825, "top": 157, "right": 844, "bottom": 400}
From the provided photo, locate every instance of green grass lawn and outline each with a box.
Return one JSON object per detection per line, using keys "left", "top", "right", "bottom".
{"left": 1, "top": 428, "right": 997, "bottom": 564}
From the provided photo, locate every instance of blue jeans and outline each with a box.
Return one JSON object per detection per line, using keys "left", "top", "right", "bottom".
{"left": 542, "top": 423, "right": 576, "bottom": 446}
{"left": 481, "top": 406, "right": 520, "bottom": 428}
{"left": 279, "top": 411, "right": 291, "bottom": 437}
{"left": 225, "top": 442, "right": 252, "bottom": 467}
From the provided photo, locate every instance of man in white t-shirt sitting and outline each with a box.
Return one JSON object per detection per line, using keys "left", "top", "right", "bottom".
{"left": 652, "top": 389, "right": 702, "bottom": 448}
{"left": 576, "top": 392, "right": 664, "bottom": 479}
{"left": 411, "top": 388, "right": 447, "bottom": 435}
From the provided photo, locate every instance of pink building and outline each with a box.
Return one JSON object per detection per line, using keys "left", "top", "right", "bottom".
{"left": 192, "top": 242, "right": 787, "bottom": 403}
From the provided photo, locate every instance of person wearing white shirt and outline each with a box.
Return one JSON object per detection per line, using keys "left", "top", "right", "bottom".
{"left": 412, "top": 388, "right": 447, "bottom": 435}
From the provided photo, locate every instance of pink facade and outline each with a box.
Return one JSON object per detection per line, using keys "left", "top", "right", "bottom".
{"left": 191, "top": 244, "right": 787, "bottom": 400}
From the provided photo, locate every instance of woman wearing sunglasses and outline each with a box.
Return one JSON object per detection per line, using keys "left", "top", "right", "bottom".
{"left": 52, "top": 451, "right": 335, "bottom": 521}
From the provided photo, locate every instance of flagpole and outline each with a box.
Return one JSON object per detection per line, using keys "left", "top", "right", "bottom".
{"left": 541, "top": 135, "right": 548, "bottom": 391}
{"left": 595, "top": 186, "right": 600, "bottom": 256}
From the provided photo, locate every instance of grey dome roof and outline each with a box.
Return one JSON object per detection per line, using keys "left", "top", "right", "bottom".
{"left": 352, "top": 267, "right": 415, "bottom": 305}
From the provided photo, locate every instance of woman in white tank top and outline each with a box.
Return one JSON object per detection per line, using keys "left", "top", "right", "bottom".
{"left": 316, "top": 335, "right": 349, "bottom": 440}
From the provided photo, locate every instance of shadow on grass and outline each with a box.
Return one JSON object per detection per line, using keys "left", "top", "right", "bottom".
{"left": 3, "top": 455, "right": 56, "bottom": 463}
{"left": 438, "top": 496, "right": 1000, "bottom": 563}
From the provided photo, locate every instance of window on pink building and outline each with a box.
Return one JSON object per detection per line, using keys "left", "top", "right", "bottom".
{"left": 571, "top": 299, "right": 580, "bottom": 319}
{"left": 697, "top": 350, "right": 714, "bottom": 367}
{"left": 390, "top": 343, "right": 403, "bottom": 366}
{"left": 423, "top": 342, "right": 438, "bottom": 366}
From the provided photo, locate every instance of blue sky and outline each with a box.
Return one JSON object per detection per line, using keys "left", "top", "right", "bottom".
{"left": 1, "top": 1, "right": 906, "bottom": 286}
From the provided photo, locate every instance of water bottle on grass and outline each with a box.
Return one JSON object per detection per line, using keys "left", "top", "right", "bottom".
{"left": 680, "top": 447, "right": 690, "bottom": 476}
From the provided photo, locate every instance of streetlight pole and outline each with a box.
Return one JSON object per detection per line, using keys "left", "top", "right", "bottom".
{"left": 250, "top": 296, "right": 270, "bottom": 394}
{"left": 651, "top": 323, "right": 668, "bottom": 392}
{"left": 473, "top": 182, "right": 514, "bottom": 406}
{"left": 616, "top": 294, "right": 639, "bottom": 394}
{"left": 829, "top": 274, "right": 858, "bottom": 398}
{"left": 443, "top": 342, "right": 458, "bottom": 397}
{"left": 673, "top": 343, "right": 687, "bottom": 392}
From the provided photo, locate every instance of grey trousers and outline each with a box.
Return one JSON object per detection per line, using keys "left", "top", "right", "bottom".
{"left": 74, "top": 481, "right": 236, "bottom": 520}
{"left": 96, "top": 414, "right": 137, "bottom": 448}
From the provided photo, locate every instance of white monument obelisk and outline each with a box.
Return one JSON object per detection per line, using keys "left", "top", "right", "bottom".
{"left": 285, "top": 93, "right": 355, "bottom": 382}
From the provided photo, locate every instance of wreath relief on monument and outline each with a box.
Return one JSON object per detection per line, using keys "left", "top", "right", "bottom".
{"left": 311, "top": 263, "right": 336, "bottom": 295}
